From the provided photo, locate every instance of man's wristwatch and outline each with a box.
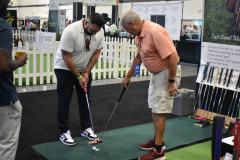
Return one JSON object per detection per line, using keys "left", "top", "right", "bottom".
{"left": 168, "top": 78, "right": 175, "bottom": 83}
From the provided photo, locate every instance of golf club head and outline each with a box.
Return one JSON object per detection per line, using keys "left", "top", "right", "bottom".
{"left": 89, "top": 138, "right": 103, "bottom": 145}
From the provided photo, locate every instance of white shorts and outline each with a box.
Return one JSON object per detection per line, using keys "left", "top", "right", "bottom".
{"left": 148, "top": 65, "right": 181, "bottom": 114}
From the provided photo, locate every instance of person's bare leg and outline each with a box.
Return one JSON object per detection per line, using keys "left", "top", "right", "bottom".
{"left": 152, "top": 113, "right": 165, "bottom": 146}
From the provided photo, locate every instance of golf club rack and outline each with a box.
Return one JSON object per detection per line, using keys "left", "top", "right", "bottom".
{"left": 189, "top": 62, "right": 240, "bottom": 128}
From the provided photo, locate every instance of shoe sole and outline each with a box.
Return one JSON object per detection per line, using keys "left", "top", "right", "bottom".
{"left": 138, "top": 156, "right": 166, "bottom": 160}
{"left": 139, "top": 145, "right": 166, "bottom": 150}
{"left": 81, "top": 133, "right": 97, "bottom": 141}
{"left": 60, "top": 137, "right": 76, "bottom": 146}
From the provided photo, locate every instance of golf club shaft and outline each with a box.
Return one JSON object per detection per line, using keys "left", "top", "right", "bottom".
{"left": 199, "top": 67, "right": 213, "bottom": 116}
{"left": 100, "top": 86, "right": 127, "bottom": 139}
{"left": 193, "top": 64, "right": 209, "bottom": 114}
{"left": 206, "top": 68, "right": 219, "bottom": 119}
{"left": 218, "top": 69, "right": 233, "bottom": 115}
{"left": 226, "top": 78, "right": 239, "bottom": 119}
{"left": 203, "top": 67, "right": 215, "bottom": 117}
{"left": 210, "top": 68, "right": 224, "bottom": 120}
{"left": 228, "top": 74, "right": 240, "bottom": 122}
{"left": 84, "top": 90, "right": 97, "bottom": 141}
{"left": 216, "top": 69, "right": 229, "bottom": 113}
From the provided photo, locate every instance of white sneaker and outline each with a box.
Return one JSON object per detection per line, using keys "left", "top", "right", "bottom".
{"left": 60, "top": 130, "right": 76, "bottom": 146}
{"left": 81, "top": 127, "right": 98, "bottom": 140}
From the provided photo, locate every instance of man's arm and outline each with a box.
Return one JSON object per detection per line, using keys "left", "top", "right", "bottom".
{"left": 0, "top": 48, "right": 28, "bottom": 74}
{"left": 168, "top": 51, "right": 179, "bottom": 96}
{"left": 61, "top": 49, "right": 88, "bottom": 89}
{"left": 85, "top": 49, "right": 102, "bottom": 75}
{"left": 61, "top": 49, "right": 81, "bottom": 78}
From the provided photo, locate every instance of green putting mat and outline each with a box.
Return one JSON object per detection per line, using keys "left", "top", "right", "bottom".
{"left": 165, "top": 141, "right": 211, "bottom": 160}
{"left": 32, "top": 117, "right": 216, "bottom": 160}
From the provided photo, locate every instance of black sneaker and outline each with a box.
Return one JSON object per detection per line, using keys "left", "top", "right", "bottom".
{"left": 60, "top": 130, "right": 76, "bottom": 146}
{"left": 81, "top": 127, "right": 98, "bottom": 140}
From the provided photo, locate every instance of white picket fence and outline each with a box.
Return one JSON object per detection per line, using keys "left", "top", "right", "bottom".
{"left": 13, "top": 34, "right": 150, "bottom": 86}
{"left": 13, "top": 30, "right": 36, "bottom": 48}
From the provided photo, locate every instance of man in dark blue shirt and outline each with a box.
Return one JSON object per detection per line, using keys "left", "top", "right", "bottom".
{"left": 0, "top": 0, "right": 28, "bottom": 159}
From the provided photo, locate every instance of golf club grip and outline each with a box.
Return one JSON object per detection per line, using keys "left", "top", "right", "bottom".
{"left": 80, "top": 73, "right": 88, "bottom": 93}
{"left": 213, "top": 69, "right": 219, "bottom": 88}
{"left": 236, "top": 73, "right": 240, "bottom": 89}
{"left": 118, "top": 87, "right": 127, "bottom": 102}
{"left": 218, "top": 68, "right": 224, "bottom": 84}
{"left": 203, "top": 63, "right": 209, "bottom": 81}
{"left": 223, "top": 69, "right": 229, "bottom": 86}
{"left": 210, "top": 67, "right": 215, "bottom": 83}
{"left": 226, "top": 69, "right": 233, "bottom": 87}
{"left": 201, "top": 65, "right": 208, "bottom": 82}
{"left": 207, "top": 67, "right": 213, "bottom": 82}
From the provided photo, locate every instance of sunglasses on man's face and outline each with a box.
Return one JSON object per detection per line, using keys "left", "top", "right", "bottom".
{"left": 86, "top": 39, "right": 90, "bottom": 52}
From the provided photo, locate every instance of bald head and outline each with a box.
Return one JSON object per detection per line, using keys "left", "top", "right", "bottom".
{"left": 120, "top": 10, "right": 144, "bottom": 36}
{"left": 120, "top": 10, "right": 142, "bottom": 26}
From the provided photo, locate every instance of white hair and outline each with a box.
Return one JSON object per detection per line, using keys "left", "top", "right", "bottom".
{"left": 120, "top": 10, "right": 141, "bottom": 26}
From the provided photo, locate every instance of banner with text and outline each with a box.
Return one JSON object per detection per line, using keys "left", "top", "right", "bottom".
{"left": 197, "top": 0, "right": 240, "bottom": 91}
{"left": 36, "top": 31, "right": 56, "bottom": 51}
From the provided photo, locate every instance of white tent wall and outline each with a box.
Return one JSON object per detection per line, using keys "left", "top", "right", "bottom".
{"left": 182, "top": 0, "right": 203, "bottom": 20}
{"left": 11, "top": 0, "right": 203, "bottom": 27}
{"left": 118, "top": 3, "right": 132, "bottom": 18}
{"left": 95, "top": 6, "right": 112, "bottom": 19}
{"left": 12, "top": 0, "right": 50, "bottom": 5}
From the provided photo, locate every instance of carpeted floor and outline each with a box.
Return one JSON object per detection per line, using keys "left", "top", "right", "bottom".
{"left": 32, "top": 117, "right": 214, "bottom": 160}
{"left": 16, "top": 76, "right": 197, "bottom": 160}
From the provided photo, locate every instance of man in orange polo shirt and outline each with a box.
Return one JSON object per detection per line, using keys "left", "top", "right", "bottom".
{"left": 121, "top": 10, "right": 181, "bottom": 160}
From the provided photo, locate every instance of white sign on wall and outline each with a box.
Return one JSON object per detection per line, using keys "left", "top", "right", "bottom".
{"left": 132, "top": 2, "right": 183, "bottom": 41}
{"left": 36, "top": 31, "right": 56, "bottom": 51}
{"left": 196, "top": 42, "right": 240, "bottom": 91}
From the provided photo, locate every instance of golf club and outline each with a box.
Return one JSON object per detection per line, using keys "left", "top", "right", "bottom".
{"left": 100, "top": 86, "right": 128, "bottom": 140}
{"left": 83, "top": 87, "right": 103, "bottom": 150}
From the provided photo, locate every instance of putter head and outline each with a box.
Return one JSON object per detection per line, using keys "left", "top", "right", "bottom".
{"left": 88, "top": 138, "right": 103, "bottom": 145}
{"left": 194, "top": 120, "right": 210, "bottom": 127}
{"left": 96, "top": 139, "right": 103, "bottom": 143}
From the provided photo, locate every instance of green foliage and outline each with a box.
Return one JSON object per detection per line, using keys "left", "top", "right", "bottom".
{"left": 56, "top": 33, "right": 62, "bottom": 41}
{"left": 203, "top": 0, "right": 240, "bottom": 45}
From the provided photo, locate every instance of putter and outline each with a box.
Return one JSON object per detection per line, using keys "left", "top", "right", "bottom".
{"left": 100, "top": 86, "right": 128, "bottom": 140}
{"left": 218, "top": 69, "right": 233, "bottom": 115}
{"left": 209, "top": 68, "right": 224, "bottom": 122}
{"left": 205, "top": 68, "right": 219, "bottom": 119}
{"left": 197, "top": 67, "right": 213, "bottom": 120}
{"left": 216, "top": 69, "right": 229, "bottom": 114}
{"left": 202, "top": 67, "right": 215, "bottom": 119}
{"left": 83, "top": 87, "right": 103, "bottom": 147}
{"left": 225, "top": 74, "right": 240, "bottom": 124}
{"left": 189, "top": 63, "right": 209, "bottom": 119}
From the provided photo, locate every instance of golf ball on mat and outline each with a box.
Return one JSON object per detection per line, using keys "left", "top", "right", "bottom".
{"left": 92, "top": 146, "right": 100, "bottom": 151}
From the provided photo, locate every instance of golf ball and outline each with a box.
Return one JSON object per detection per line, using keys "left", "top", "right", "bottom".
{"left": 92, "top": 146, "right": 100, "bottom": 151}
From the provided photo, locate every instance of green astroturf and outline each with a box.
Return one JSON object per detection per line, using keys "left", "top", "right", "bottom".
{"left": 32, "top": 117, "right": 217, "bottom": 160}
